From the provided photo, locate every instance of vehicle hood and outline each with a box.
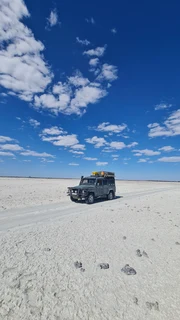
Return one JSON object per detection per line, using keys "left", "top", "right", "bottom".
{"left": 68, "top": 185, "right": 94, "bottom": 190}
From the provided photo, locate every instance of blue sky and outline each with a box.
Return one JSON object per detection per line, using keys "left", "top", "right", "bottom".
{"left": 0, "top": 0, "right": 180, "bottom": 180}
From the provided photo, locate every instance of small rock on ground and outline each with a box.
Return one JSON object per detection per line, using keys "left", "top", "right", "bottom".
{"left": 121, "top": 264, "right": 136, "bottom": 275}
{"left": 99, "top": 263, "right": 109, "bottom": 269}
{"left": 146, "top": 301, "right": 159, "bottom": 311}
{"left": 74, "top": 261, "right": 82, "bottom": 269}
{"left": 133, "top": 297, "right": 138, "bottom": 305}
{"left": 136, "top": 249, "right": 142, "bottom": 257}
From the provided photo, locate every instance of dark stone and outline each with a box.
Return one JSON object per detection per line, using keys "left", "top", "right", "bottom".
{"left": 121, "top": 264, "right": 136, "bottom": 275}
{"left": 136, "top": 249, "right": 142, "bottom": 257}
{"left": 99, "top": 263, "right": 109, "bottom": 269}
{"left": 133, "top": 297, "right": 138, "bottom": 305}
{"left": 74, "top": 261, "right": 82, "bottom": 269}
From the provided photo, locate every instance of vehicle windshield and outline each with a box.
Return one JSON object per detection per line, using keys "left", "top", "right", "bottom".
{"left": 80, "top": 178, "right": 96, "bottom": 185}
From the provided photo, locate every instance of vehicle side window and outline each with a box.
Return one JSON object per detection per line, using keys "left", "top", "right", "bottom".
{"left": 107, "top": 178, "right": 115, "bottom": 185}
{"left": 97, "top": 179, "right": 102, "bottom": 186}
{"left": 103, "top": 179, "right": 107, "bottom": 185}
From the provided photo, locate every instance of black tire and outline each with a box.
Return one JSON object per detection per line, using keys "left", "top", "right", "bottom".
{"left": 108, "top": 191, "right": 114, "bottom": 200}
{"left": 86, "top": 193, "right": 94, "bottom": 204}
{"left": 70, "top": 196, "right": 78, "bottom": 202}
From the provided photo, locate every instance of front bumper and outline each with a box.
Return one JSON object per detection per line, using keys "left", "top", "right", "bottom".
{"left": 67, "top": 189, "right": 87, "bottom": 200}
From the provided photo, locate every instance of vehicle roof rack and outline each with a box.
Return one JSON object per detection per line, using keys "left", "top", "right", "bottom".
{"left": 91, "top": 171, "right": 115, "bottom": 178}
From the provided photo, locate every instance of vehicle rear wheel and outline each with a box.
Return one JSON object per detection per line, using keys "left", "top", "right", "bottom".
{"left": 108, "top": 191, "right": 114, "bottom": 200}
{"left": 86, "top": 193, "right": 94, "bottom": 204}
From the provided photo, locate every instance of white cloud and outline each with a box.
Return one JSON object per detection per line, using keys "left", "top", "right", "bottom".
{"left": 0, "top": 135, "right": 15, "bottom": 143}
{"left": 42, "top": 126, "right": 66, "bottom": 135}
{"left": 132, "top": 149, "right": 160, "bottom": 156}
{"left": 52, "top": 135, "right": 79, "bottom": 147}
{"left": 40, "top": 158, "right": 55, "bottom": 163}
{"left": 20, "top": 150, "right": 54, "bottom": 158}
{"left": 47, "top": 9, "right": 59, "bottom": 27}
{"left": 127, "top": 142, "right": 138, "bottom": 148}
{"left": 138, "top": 159, "right": 147, "bottom": 163}
{"left": 97, "top": 64, "right": 118, "bottom": 82}
{"left": 23, "top": 160, "right": 31, "bottom": 162}
{"left": 0, "top": 159, "right": 4, "bottom": 162}
{"left": 148, "top": 109, "right": 180, "bottom": 138}
{"left": 102, "top": 148, "right": 114, "bottom": 153}
{"left": 155, "top": 103, "right": 172, "bottom": 111}
{"left": 70, "top": 150, "right": 84, "bottom": 155}
{"left": 89, "top": 58, "right": 99, "bottom": 67}
{"left": 96, "top": 161, "right": 108, "bottom": 166}
{"left": 112, "top": 154, "right": 119, "bottom": 158}
{"left": 16, "top": 117, "right": 21, "bottom": 121}
{"left": 0, "top": 144, "right": 23, "bottom": 151}
{"left": 83, "top": 46, "right": 107, "bottom": 57}
{"left": 69, "top": 162, "right": 79, "bottom": 166}
{"left": 34, "top": 80, "right": 107, "bottom": 116}
{"left": 84, "top": 157, "right": 98, "bottom": 161}
{"left": 85, "top": 17, "right": 95, "bottom": 24}
{"left": 29, "top": 118, "right": 40, "bottom": 128}
{"left": 76, "top": 37, "right": 90, "bottom": 46}
{"left": 68, "top": 73, "right": 90, "bottom": 87}
{"left": 108, "top": 141, "right": 138, "bottom": 150}
{"left": 133, "top": 153, "right": 142, "bottom": 157}
{"left": 158, "top": 146, "right": 175, "bottom": 152}
{"left": 0, "top": 0, "right": 52, "bottom": 101}
{"left": 70, "top": 85, "right": 107, "bottom": 112}
{"left": 109, "top": 142, "right": 126, "bottom": 150}
{"left": 96, "top": 122, "right": 127, "bottom": 133}
{"left": 111, "top": 28, "right": 117, "bottom": 34}
{"left": 52, "top": 82, "right": 72, "bottom": 95}
{"left": 70, "top": 144, "right": 86, "bottom": 150}
{"left": 85, "top": 136, "right": 107, "bottom": 148}
{"left": 0, "top": 151, "right": 14, "bottom": 156}
{"left": 34, "top": 93, "right": 71, "bottom": 114}
{"left": 158, "top": 157, "right": 180, "bottom": 163}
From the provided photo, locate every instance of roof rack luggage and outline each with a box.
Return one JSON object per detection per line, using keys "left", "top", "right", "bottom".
{"left": 91, "top": 171, "right": 115, "bottom": 178}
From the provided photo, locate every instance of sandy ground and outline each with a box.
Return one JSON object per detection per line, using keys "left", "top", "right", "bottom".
{"left": 0, "top": 178, "right": 180, "bottom": 320}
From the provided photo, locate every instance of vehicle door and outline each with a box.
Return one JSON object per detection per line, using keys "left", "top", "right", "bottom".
{"left": 96, "top": 179, "right": 104, "bottom": 197}
{"left": 103, "top": 179, "right": 108, "bottom": 196}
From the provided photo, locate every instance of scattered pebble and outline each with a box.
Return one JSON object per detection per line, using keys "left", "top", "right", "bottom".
{"left": 121, "top": 264, "right": 136, "bottom": 275}
{"left": 99, "top": 263, "right": 109, "bottom": 270}
{"left": 74, "top": 261, "right": 82, "bottom": 269}
{"left": 133, "top": 297, "right": 138, "bottom": 305}
{"left": 44, "top": 248, "right": 51, "bottom": 252}
{"left": 136, "top": 249, "right": 142, "bottom": 257}
{"left": 123, "top": 236, "right": 126, "bottom": 240}
{"left": 80, "top": 268, "right": 85, "bottom": 272}
{"left": 175, "top": 242, "right": 180, "bottom": 245}
{"left": 136, "top": 249, "right": 149, "bottom": 258}
{"left": 146, "top": 301, "right": 159, "bottom": 311}
{"left": 151, "top": 238, "right": 155, "bottom": 241}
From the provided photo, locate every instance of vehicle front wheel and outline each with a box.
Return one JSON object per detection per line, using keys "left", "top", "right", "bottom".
{"left": 70, "top": 196, "right": 78, "bottom": 202}
{"left": 86, "top": 193, "right": 94, "bottom": 204}
{"left": 108, "top": 191, "right": 114, "bottom": 200}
